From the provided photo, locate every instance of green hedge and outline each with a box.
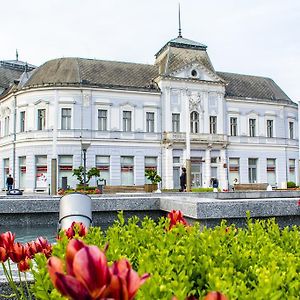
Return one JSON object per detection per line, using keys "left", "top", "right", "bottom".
{"left": 32, "top": 213, "right": 300, "bottom": 299}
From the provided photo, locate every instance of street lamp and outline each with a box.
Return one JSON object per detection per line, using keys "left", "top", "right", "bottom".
{"left": 81, "top": 142, "right": 91, "bottom": 191}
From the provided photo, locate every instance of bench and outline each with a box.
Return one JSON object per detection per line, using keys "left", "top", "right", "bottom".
{"left": 103, "top": 185, "right": 145, "bottom": 194}
{"left": 234, "top": 183, "right": 268, "bottom": 191}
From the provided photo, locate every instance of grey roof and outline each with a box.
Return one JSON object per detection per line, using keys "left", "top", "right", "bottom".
{"left": 0, "top": 60, "right": 36, "bottom": 96}
{"left": 2, "top": 56, "right": 292, "bottom": 105}
{"left": 163, "top": 46, "right": 215, "bottom": 75}
{"left": 24, "top": 58, "right": 159, "bottom": 92}
{"left": 155, "top": 36, "right": 207, "bottom": 58}
{"left": 155, "top": 36, "right": 215, "bottom": 76}
{"left": 217, "top": 72, "right": 292, "bottom": 103}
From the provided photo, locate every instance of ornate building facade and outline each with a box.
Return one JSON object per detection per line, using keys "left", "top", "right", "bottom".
{"left": 0, "top": 35, "right": 298, "bottom": 192}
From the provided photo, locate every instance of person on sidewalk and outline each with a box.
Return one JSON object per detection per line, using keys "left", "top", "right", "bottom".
{"left": 6, "top": 174, "right": 14, "bottom": 191}
{"left": 179, "top": 167, "right": 187, "bottom": 192}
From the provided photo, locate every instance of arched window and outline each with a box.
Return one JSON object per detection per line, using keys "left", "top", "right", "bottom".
{"left": 190, "top": 111, "right": 199, "bottom": 133}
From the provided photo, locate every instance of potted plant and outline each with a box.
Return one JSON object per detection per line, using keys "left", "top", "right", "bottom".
{"left": 72, "top": 166, "right": 100, "bottom": 189}
{"left": 144, "top": 169, "right": 162, "bottom": 192}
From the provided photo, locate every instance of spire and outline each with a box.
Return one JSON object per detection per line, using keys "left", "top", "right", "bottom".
{"left": 178, "top": 3, "right": 182, "bottom": 38}
{"left": 16, "top": 49, "right": 19, "bottom": 61}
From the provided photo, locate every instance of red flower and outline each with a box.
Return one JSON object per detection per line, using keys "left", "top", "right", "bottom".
{"left": 17, "top": 258, "right": 31, "bottom": 272}
{"left": 204, "top": 291, "right": 228, "bottom": 300}
{"left": 36, "top": 237, "right": 52, "bottom": 258}
{"left": 0, "top": 246, "right": 8, "bottom": 262}
{"left": 0, "top": 231, "right": 15, "bottom": 251}
{"left": 9, "top": 242, "right": 28, "bottom": 263}
{"left": 298, "top": 199, "right": 300, "bottom": 206}
{"left": 65, "top": 222, "right": 88, "bottom": 239}
{"left": 167, "top": 210, "right": 188, "bottom": 230}
{"left": 106, "top": 259, "right": 149, "bottom": 300}
{"left": 48, "top": 239, "right": 110, "bottom": 300}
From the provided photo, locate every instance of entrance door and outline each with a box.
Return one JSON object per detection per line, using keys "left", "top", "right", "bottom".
{"left": 173, "top": 167, "right": 180, "bottom": 189}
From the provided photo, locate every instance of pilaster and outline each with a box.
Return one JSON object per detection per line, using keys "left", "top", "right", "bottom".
{"left": 203, "top": 147, "right": 211, "bottom": 187}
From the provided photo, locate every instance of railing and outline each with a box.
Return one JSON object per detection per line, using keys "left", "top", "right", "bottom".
{"left": 229, "top": 136, "right": 299, "bottom": 146}
{"left": 163, "top": 132, "right": 228, "bottom": 144}
{"left": 11, "top": 129, "right": 161, "bottom": 142}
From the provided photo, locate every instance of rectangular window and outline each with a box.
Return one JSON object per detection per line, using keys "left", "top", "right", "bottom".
{"left": 20, "top": 111, "right": 26, "bottom": 132}
{"left": 58, "top": 155, "right": 73, "bottom": 189}
{"left": 248, "top": 158, "right": 257, "bottom": 183}
{"left": 209, "top": 116, "right": 217, "bottom": 134}
{"left": 145, "top": 156, "right": 157, "bottom": 184}
{"left": 230, "top": 117, "right": 237, "bottom": 136}
{"left": 37, "top": 109, "right": 46, "bottom": 130}
{"left": 3, "top": 157, "right": 9, "bottom": 175}
{"left": 267, "top": 158, "right": 276, "bottom": 186}
{"left": 249, "top": 119, "right": 256, "bottom": 137}
{"left": 98, "top": 109, "right": 107, "bottom": 131}
{"left": 172, "top": 113, "right": 180, "bottom": 132}
{"left": 96, "top": 156, "right": 110, "bottom": 185}
{"left": 289, "top": 159, "right": 295, "bottom": 183}
{"left": 267, "top": 120, "right": 273, "bottom": 138}
{"left": 121, "top": 156, "right": 134, "bottom": 185}
{"left": 61, "top": 108, "right": 71, "bottom": 130}
{"left": 229, "top": 158, "right": 240, "bottom": 185}
{"left": 19, "top": 156, "right": 26, "bottom": 189}
{"left": 146, "top": 112, "right": 155, "bottom": 133}
{"left": 35, "top": 155, "right": 47, "bottom": 189}
{"left": 289, "top": 122, "right": 294, "bottom": 139}
{"left": 123, "top": 111, "right": 132, "bottom": 132}
{"left": 4, "top": 116, "right": 9, "bottom": 136}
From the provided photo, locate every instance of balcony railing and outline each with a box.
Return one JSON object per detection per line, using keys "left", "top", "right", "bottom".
{"left": 11, "top": 129, "right": 161, "bottom": 143}
{"left": 163, "top": 132, "right": 228, "bottom": 144}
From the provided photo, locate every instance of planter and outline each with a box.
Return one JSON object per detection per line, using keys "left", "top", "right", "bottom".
{"left": 144, "top": 183, "right": 158, "bottom": 192}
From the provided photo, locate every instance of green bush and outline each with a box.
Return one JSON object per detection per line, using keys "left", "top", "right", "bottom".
{"left": 287, "top": 181, "right": 297, "bottom": 188}
{"left": 191, "top": 187, "right": 214, "bottom": 192}
{"left": 31, "top": 213, "right": 300, "bottom": 300}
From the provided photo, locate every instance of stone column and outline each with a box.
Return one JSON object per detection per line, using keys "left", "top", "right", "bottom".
{"left": 162, "top": 146, "right": 173, "bottom": 189}
{"left": 219, "top": 148, "right": 228, "bottom": 190}
{"left": 203, "top": 147, "right": 211, "bottom": 187}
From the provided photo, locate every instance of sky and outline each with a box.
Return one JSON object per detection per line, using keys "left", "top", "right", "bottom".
{"left": 1, "top": 0, "right": 299, "bottom": 101}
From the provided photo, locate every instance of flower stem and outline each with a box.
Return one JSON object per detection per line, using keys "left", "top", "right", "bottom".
{"left": 24, "top": 273, "right": 32, "bottom": 300}
{"left": 17, "top": 269, "right": 26, "bottom": 300}
{"left": 1, "top": 262, "right": 19, "bottom": 299}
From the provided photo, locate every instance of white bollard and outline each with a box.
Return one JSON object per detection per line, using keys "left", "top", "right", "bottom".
{"left": 58, "top": 193, "right": 92, "bottom": 231}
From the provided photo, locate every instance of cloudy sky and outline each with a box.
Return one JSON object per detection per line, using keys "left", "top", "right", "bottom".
{"left": 1, "top": 0, "right": 299, "bottom": 101}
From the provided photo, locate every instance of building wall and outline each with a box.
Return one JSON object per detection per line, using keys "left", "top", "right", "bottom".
{"left": 0, "top": 80, "right": 298, "bottom": 192}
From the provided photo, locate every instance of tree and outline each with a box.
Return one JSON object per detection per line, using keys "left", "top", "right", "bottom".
{"left": 72, "top": 166, "right": 100, "bottom": 185}
{"left": 145, "top": 169, "right": 162, "bottom": 184}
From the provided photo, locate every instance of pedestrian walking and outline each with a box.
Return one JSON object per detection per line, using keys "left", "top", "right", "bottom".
{"left": 6, "top": 174, "right": 14, "bottom": 191}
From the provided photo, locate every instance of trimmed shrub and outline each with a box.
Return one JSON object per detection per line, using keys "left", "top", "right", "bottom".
{"left": 31, "top": 213, "right": 300, "bottom": 299}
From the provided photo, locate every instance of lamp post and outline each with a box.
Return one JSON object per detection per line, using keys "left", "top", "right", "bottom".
{"left": 81, "top": 142, "right": 91, "bottom": 191}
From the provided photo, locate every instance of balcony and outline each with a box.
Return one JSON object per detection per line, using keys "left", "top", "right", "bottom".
{"left": 163, "top": 132, "right": 228, "bottom": 145}
{"left": 13, "top": 129, "right": 161, "bottom": 143}
{"left": 229, "top": 135, "right": 299, "bottom": 147}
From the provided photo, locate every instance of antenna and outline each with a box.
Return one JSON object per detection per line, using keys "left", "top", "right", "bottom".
{"left": 178, "top": 3, "right": 182, "bottom": 38}
{"left": 16, "top": 49, "right": 19, "bottom": 61}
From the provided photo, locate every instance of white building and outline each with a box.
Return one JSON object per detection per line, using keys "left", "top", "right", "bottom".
{"left": 0, "top": 35, "right": 298, "bottom": 192}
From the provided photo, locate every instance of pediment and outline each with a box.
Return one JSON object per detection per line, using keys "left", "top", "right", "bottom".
{"left": 34, "top": 99, "right": 49, "bottom": 106}
{"left": 169, "top": 62, "right": 224, "bottom": 83}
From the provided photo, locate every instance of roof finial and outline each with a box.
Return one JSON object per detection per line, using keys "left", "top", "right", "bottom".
{"left": 178, "top": 3, "right": 182, "bottom": 38}
{"left": 16, "top": 49, "right": 19, "bottom": 61}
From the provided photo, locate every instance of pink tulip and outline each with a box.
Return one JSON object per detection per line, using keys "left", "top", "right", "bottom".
{"left": 106, "top": 259, "right": 149, "bottom": 300}
{"left": 48, "top": 239, "right": 110, "bottom": 300}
